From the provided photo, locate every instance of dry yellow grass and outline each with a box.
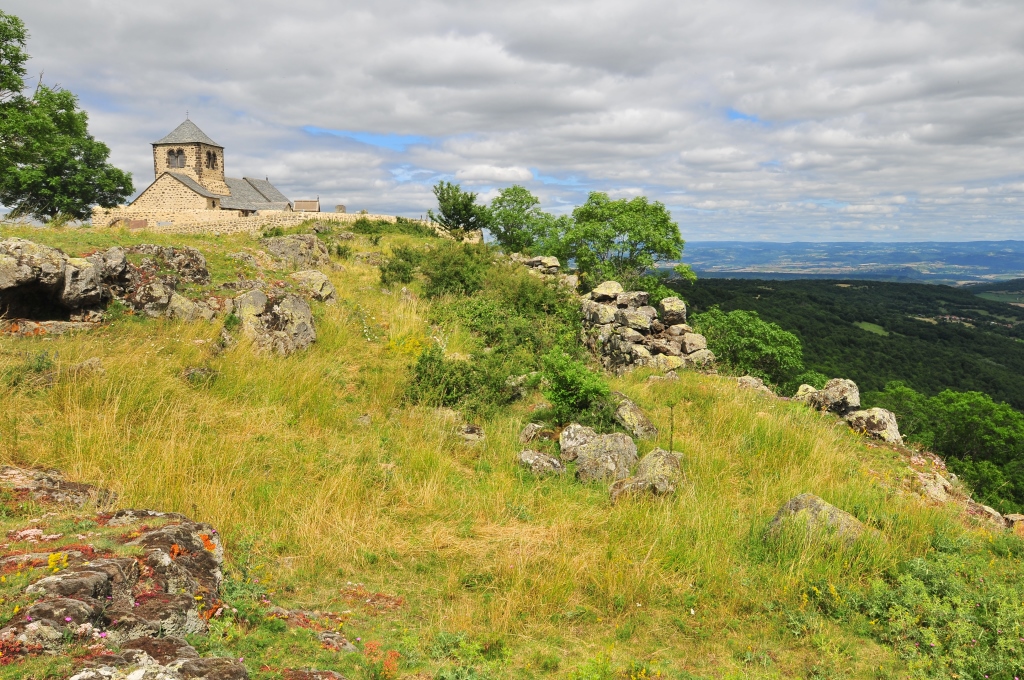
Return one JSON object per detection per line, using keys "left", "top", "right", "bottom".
{"left": 0, "top": 224, "right": 981, "bottom": 678}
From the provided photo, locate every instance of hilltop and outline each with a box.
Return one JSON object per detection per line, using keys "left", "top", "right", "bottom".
{"left": 2, "top": 222, "right": 1024, "bottom": 679}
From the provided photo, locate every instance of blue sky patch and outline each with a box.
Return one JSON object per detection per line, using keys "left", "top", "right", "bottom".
{"left": 303, "top": 126, "right": 434, "bottom": 151}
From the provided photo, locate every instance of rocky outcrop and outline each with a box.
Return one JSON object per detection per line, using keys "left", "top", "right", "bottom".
{"left": 737, "top": 376, "right": 775, "bottom": 396}
{"left": 581, "top": 283, "right": 713, "bottom": 373}
{"left": 558, "top": 423, "right": 598, "bottom": 461}
{"left": 261, "top": 235, "right": 331, "bottom": 268}
{"left": 518, "top": 449, "right": 566, "bottom": 475}
{"left": 845, "top": 408, "right": 903, "bottom": 445}
{"left": 289, "top": 270, "right": 337, "bottom": 303}
{"left": 574, "top": 433, "right": 638, "bottom": 483}
{"left": 768, "top": 493, "right": 865, "bottom": 543}
{"left": 0, "top": 467, "right": 238, "bottom": 677}
{"left": 230, "top": 291, "right": 316, "bottom": 355}
{"left": 807, "top": 378, "right": 860, "bottom": 414}
{"left": 609, "top": 449, "right": 682, "bottom": 503}
{"left": 612, "top": 393, "right": 658, "bottom": 440}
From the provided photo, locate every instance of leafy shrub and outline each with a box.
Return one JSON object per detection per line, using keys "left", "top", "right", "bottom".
{"left": 407, "top": 345, "right": 479, "bottom": 407}
{"left": 421, "top": 243, "right": 493, "bottom": 298}
{"left": 806, "top": 544, "right": 1024, "bottom": 678}
{"left": 351, "top": 216, "right": 437, "bottom": 238}
{"left": 692, "top": 307, "right": 804, "bottom": 387}
{"left": 335, "top": 243, "right": 352, "bottom": 259}
{"left": 541, "top": 348, "right": 611, "bottom": 425}
{"left": 380, "top": 245, "right": 422, "bottom": 286}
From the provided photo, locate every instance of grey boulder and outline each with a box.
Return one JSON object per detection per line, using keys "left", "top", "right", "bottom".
{"left": 574, "top": 433, "right": 638, "bottom": 483}
{"left": 233, "top": 290, "right": 316, "bottom": 355}
{"left": 289, "top": 269, "right": 337, "bottom": 303}
{"left": 609, "top": 448, "right": 682, "bottom": 503}
{"left": 559, "top": 423, "right": 598, "bottom": 461}
{"left": 845, "top": 408, "right": 903, "bottom": 445}
{"left": 768, "top": 493, "right": 865, "bottom": 543}
{"left": 657, "top": 297, "right": 687, "bottom": 325}
{"left": 808, "top": 378, "right": 860, "bottom": 414}
{"left": 518, "top": 450, "right": 566, "bottom": 475}
{"left": 261, "top": 234, "right": 331, "bottom": 268}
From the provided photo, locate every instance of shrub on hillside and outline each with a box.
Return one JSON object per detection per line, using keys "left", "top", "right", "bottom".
{"left": 692, "top": 307, "right": 804, "bottom": 387}
{"left": 406, "top": 345, "right": 480, "bottom": 408}
{"left": 351, "top": 216, "right": 437, "bottom": 238}
{"left": 380, "top": 245, "right": 422, "bottom": 286}
{"left": 421, "top": 242, "right": 493, "bottom": 298}
{"left": 541, "top": 348, "right": 612, "bottom": 426}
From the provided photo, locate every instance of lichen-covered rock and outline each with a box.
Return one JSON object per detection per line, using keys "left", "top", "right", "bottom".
{"left": 680, "top": 332, "right": 707, "bottom": 354}
{"left": 967, "top": 500, "right": 1007, "bottom": 527}
{"left": 647, "top": 338, "right": 681, "bottom": 356}
{"left": 167, "top": 293, "right": 214, "bottom": 322}
{"left": 127, "top": 281, "right": 174, "bottom": 318}
{"left": 648, "top": 354, "right": 684, "bottom": 372}
{"left": 524, "top": 255, "right": 560, "bottom": 274}
{"left": 793, "top": 384, "right": 818, "bottom": 402}
{"left": 615, "top": 308, "right": 652, "bottom": 332}
{"left": 658, "top": 297, "right": 687, "bottom": 325}
{"left": 0, "top": 238, "right": 67, "bottom": 290}
{"left": 518, "top": 449, "right": 566, "bottom": 475}
{"left": 127, "top": 245, "right": 211, "bottom": 285}
{"left": 615, "top": 291, "right": 649, "bottom": 308}
{"left": 609, "top": 448, "right": 682, "bottom": 503}
{"left": 582, "top": 299, "right": 617, "bottom": 325}
{"left": 808, "top": 379, "right": 860, "bottom": 414}
{"left": 687, "top": 349, "right": 716, "bottom": 367}
{"left": 612, "top": 393, "right": 658, "bottom": 439}
{"left": 737, "top": 376, "right": 775, "bottom": 396}
{"left": 559, "top": 423, "right": 598, "bottom": 461}
{"left": 519, "top": 423, "right": 544, "bottom": 443}
{"left": 61, "top": 258, "right": 102, "bottom": 308}
{"left": 591, "top": 280, "right": 624, "bottom": 301}
{"left": 260, "top": 234, "right": 331, "bottom": 268}
{"left": 846, "top": 408, "right": 903, "bottom": 445}
{"left": 574, "top": 434, "right": 638, "bottom": 483}
{"left": 917, "top": 472, "right": 955, "bottom": 504}
{"left": 768, "top": 493, "right": 865, "bottom": 543}
{"left": 233, "top": 291, "right": 316, "bottom": 355}
{"left": 289, "top": 270, "right": 337, "bottom": 303}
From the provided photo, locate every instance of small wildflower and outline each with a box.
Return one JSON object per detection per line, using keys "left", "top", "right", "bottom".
{"left": 65, "top": 617, "right": 72, "bottom": 622}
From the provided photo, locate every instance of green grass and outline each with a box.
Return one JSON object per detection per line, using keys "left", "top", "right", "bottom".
{"left": 1, "top": 223, "right": 1021, "bottom": 678}
{"left": 852, "top": 322, "right": 889, "bottom": 336}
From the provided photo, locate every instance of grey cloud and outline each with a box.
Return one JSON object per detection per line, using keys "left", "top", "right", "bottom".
{"left": 5, "top": 0, "right": 1024, "bottom": 239}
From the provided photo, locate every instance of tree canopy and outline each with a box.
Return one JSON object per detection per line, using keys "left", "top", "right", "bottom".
{"left": 0, "top": 11, "right": 132, "bottom": 221}
{"left": 692, "top": 307, "right": 805, "bottom": 388}
{"left": 488, "top": 185, "right": 556, "bottom": 254}
{"left": 426, "top": 181, "right": 490, "bottom": 238}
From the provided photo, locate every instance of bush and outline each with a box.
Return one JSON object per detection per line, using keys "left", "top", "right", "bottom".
{"left": 692, "top": 307, "right": 804, "bottom": 387}
{"left": 351, "top": 216, "right": 437, "bottom": 238}
{"left": 541, "top": 348, "right": 611, "bottom": 425}
{"left": 421, "top": 243, "right": 492, "bottom": 298}
{"left": 406, "top": 345, "right": 479, "bottom": 407}
{"left": 380, "top": 245, "right": 422, "bottom": 286}
{"left": 335, "top": 243, "right": 352, "bottom": 259}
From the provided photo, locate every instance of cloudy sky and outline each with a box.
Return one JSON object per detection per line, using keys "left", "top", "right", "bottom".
{"left": 7, "top": 0, "right": 1024, "bottom": 241}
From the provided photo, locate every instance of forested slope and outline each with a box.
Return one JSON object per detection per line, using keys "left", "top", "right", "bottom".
{"left": 682, "top": 278, "right": 1024, "bottom": 409}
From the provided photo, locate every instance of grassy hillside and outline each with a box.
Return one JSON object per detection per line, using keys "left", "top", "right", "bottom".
{"left": 681, "top": 278, "right": 1024, "bottom": 409}
{"left": 3, "top": 225, "right": 1024, "bottom": 679}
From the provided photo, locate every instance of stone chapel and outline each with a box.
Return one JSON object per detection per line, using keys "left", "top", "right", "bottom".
{"left": 128, "top": 120, "right": 293, "bottom": 216}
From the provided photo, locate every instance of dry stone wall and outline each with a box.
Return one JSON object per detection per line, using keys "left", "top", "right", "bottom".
{"left": 89, "top": 208, "right": 412, "bottom": 236}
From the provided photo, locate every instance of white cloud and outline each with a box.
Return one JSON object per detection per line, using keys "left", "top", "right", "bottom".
{"left": 4, "top": 0, "right": 1024, "bottom": 240}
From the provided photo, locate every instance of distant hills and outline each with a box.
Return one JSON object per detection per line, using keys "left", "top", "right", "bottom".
{"left": 682, "top": 240, "right": 1024, "bottom": 284}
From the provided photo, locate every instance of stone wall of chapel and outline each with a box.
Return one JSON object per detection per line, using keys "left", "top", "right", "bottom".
{"left": 129, "top": 174, "right": 213, "bottom": 211}
{"left": 152, "top": 143, "right": 229, "bottom": 195}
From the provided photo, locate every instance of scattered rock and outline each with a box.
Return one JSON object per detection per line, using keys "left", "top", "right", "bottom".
{"left": 808, "top": 379, "right": 860, "bottom": 415}
{"left": 845, "top": 408, "right": 903, "bottom": 445}
{"left": 768, "top": 493, "right": 865, "bottom": 543}
{"left": 261, "top": 235, "right": 331, "bottom": 268}
{"left": 460, "top": 424, "right": 485, "bottom": 444}
{"left": 737, "top": 376, "right": 775, "bottom": 396}
{"left": 647, "top": 371, "right": 679, "bottom": 382}
{"left": 793, "top": 384, "right": 817, "bottom": 402}
{"left": 517, "top": 450, "right": 566, "bottom": 475}
{"left": 120, "top": 636, "right": 200, "bottom": 664}
{"left": 574, "top": 434, "right": 638, "bottom": 483}
{"left": 657, "top": 297, "right": 687, "bottom": 325}
{"left": 289, "top": 270, "right": 337, "bottom": 303}
{"left": 609, "top": 448, "right": 682, "bottom": 503}
{"left": 285, "top": 671, "right": 347, "bottom": 680}
{"left": 0, "top": 466, "right": 111, "bottom": 508}
{"left": 233, "top": 291, "right": 316, "bottom": 355}
{"left": 519, "top": 423, "right": 544, "bottom": 443}
{"left": 318, "top": 630, "right": 358, "bottom": 653}
{"left": 967, "top": 500, "right": 1007, "bottom": 527}
{"left": 558, "top": 423, "right": 598, "bottom": 461}
{"left": 522, "top": 255, "right": 560, "bottom": 275}
{"left": 612, "top": 393, "right": 658, "bottom": 439}
{"left": 917, "top": 472, "right": 955, "bottom": 504}
{"left": 590, "top": 280, "right": 624, "bottom": 301}
{"left": 687, "top": 349, "right": 716, "bottom": 368}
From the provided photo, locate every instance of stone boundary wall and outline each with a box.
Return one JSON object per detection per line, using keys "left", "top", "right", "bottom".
{"left": 89, "top": 207, "right": 409, "bottom": 236}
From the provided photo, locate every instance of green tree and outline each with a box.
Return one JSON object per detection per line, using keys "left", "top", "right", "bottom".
{"left": 558, "top": 192, "right": 684, "bottom": 285}
{"left": 692, "top": 307, "right": 804, "bottom": 386}
{"left": 0, "top": 11, "right": 133, "bottom": 221}
{"left": 427, "top": 181, "right": 490, "bottom": 238}
{"left": 488, "top": 185, "right": 554, "bottom": 254}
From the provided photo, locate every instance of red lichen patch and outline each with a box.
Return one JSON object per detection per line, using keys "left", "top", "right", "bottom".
{"left": 116, "top": 525, "right": 151, "bottom": 542}
{"left": 170, "top": 543, "right": 184, "bottom": 560}
{"left": 285, "top": 610, "right": 348, "bottom": 633}
{"left": 338, "top": 585, "right": 404, "bottom": 612}
{"left": 199, "top": 534, "right": 216, "bottom": 551}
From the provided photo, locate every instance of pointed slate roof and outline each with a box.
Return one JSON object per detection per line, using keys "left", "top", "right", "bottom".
{"left": 154, "top": 120, "right": 221, "bottom": 147}
{"left": 244, "top": 177, "right": 291, "bottom": 204}
{"left": 220, "top": 177, "right": 292, "bottom": 211}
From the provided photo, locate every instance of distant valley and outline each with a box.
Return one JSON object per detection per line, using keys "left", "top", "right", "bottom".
{"left": 682, "top": 240, "right": 1024, "bottom": 284}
